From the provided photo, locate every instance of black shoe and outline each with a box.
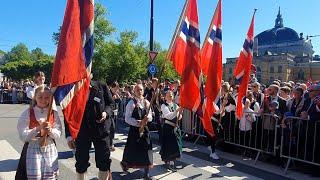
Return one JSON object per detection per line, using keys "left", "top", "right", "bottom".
{"left": 167, "top": 164, "right": 177, "bottom": 172}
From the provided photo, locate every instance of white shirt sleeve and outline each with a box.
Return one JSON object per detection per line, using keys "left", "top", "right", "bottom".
{"left": 17, "top": 108, "right": 39, "bottom": 142}
{"left": 125, "top": 100, "right": 140, "bottom": 127}
{"left": 161, "top": 104, "right": 178, "bottom": 120}
{"left": 26, "top": 86, "right": 35, "bottom": 99}
{"left": 254, "top": 102, "right": 260, "bottom": 113}
{"left": 48, "top": 111, "right": 62, "bottom": 139}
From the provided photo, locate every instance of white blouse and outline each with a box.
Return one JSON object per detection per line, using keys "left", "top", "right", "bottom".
{"left": 17, "top": 106, "right": 62, "bottom": 142}
{"left": 125, "top": 98, "right": 152, "bottom": 127}
{"left": 161, "top": 102, "right": 180, "bottom": 120}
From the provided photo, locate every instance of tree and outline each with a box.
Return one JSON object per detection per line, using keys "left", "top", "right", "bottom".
{"left": 52, "top": 3, "right": 115, "bottom": 48}
{"left": 31, "top": 47, "right": 47, "bottom": 61}
{"left": 4, "top": 43, "right": 32, "bottom": 63}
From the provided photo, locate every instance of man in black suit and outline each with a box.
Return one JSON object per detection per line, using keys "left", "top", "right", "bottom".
{"left": 65, "top": 80, "right": 114, "bottom": 180}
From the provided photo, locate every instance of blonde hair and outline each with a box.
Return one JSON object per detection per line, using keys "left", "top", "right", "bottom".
{"left": 30, "top": 85, "right": 52, "bottom": 108}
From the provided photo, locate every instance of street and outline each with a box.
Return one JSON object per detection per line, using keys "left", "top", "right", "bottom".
{"left": 0, "top": 104, "right": 316, "bottom": 180}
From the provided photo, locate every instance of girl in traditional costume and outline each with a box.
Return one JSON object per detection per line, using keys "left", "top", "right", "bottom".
{"left": 17, "top": 85, "right": 62, "bottom": 180}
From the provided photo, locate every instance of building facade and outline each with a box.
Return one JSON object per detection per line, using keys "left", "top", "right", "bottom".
{"left": 223, "top": 8, "right": 320, "bottom": 85}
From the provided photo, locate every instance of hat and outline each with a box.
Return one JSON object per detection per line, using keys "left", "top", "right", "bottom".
{"left": 307, "top": 84, "right": 320, "bottom": 92}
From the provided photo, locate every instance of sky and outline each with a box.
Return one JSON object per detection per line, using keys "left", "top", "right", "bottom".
{"left": 1, "top": 0, "right": 319, "bottom": 63}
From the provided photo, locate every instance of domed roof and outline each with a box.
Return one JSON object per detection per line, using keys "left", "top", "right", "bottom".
{"left": 255, "top": 27, "right": 299, "bottom": 45}
{"left": 255, "top": 7, "right": 300, "bottom": 46}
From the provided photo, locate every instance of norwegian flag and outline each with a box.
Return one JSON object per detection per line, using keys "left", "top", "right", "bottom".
{"left": 51, "top": 0, "right": 94, "bottom": 139}
{"left": 233, "top": 10, "right": 256, "bottom": 119}
{"left": 167, "top": 0, "right": 201, "bottom": 111}
{"left": 200, "top": 0, "right": 222, "bottom": 137}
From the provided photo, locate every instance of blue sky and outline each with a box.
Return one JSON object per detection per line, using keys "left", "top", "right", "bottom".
{"left": 1, "top": 0, "right": 319, "bottom": 62}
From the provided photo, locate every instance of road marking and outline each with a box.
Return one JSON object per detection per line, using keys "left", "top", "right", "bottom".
{"left": 110, "top": 144, "right": 189, "bottom": 179}
{"left": 114, "top": 133, "right": 261, "bottom": 180}
{"left": 0, "top": 140, "right": 20, "bottom": 179}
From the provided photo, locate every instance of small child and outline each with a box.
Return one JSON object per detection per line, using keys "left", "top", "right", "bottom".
{"left": 17, "top": 85, "right": 62, "bottom": 179}
{"left": 239, "top": 99, "right": 256, "bottom": 146}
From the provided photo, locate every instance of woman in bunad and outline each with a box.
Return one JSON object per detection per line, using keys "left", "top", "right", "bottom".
{"left": 17, "top": 85, "right": 62, "bottom": 180}
{"left": 120, "top": 83, "right": 153, "bottom": 180}
{"left": 160, "top": 90, "right": 183, "bottom": 171}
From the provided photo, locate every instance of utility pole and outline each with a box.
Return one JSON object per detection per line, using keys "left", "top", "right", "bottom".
{"left": 149, "top": 0, "right": 154, "bottom": 51}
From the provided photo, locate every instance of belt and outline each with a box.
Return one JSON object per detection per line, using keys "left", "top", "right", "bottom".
{"left": 165, "top": 120, "right": 176, "bottom": 127}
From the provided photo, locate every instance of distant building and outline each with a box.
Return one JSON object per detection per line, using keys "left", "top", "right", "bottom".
{"left": 223, "top": 8, "right": 320, "bottom": 84}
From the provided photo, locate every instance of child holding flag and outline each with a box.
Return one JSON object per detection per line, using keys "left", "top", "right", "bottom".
{"left": 17, "top": 85, "right": 62, "bottom": 179}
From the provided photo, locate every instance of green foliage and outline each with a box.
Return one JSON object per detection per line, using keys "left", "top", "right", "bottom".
{"left": 0, "top": 50, "right": 5, "bottom": 55}
{"left": 4, "top": 43, "right": 32, "bottom": 63}
{"left": 0, "top": 45, "right": 53, "bottom": 80}
{"left": 94, "top": 3, "right": 116, "bottom": 49}
{"left": 1, "top": 3, "right": 180, "bottom": 83}
{"left": 93, "top": 31, "right": 148, "bottom": 83}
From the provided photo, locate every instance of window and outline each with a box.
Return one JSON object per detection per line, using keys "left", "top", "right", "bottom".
{"left": 298, "top": 69, "right": 305, "bottom": 80}
{"left": 278, "top": 66, "right": 282, "bottom": 73}
{"left": 270, "top": 66, "right": 274, "bottom": 73}
{"left": 229, "top": 68, "right": 232, "bottom": 74}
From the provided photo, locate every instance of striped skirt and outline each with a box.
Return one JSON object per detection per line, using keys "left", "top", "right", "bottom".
{"left": 26, "top": 139, "right": 59, "bottom": 180}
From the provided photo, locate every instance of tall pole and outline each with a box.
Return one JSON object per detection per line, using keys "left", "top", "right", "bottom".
{"left": 149, "top": 0, "right": 154, "bottom": 51}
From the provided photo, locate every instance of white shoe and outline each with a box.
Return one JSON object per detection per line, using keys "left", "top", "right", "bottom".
{"left": 76, "top": 172, "right": 86, "bottom": 180}
{"left": 210, "top": 152, "right": 219, "bottom": 160}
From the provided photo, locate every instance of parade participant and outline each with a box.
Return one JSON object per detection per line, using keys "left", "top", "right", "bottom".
{"left": 160, "top": 90, "right": 183, "bottom": 171}
{"left": 109, "top": 81, "right": 121, "bottom": 152}
{"left": 26, "top": 71, "right": 46, "bottom": 99}
{"left": 17, "top": 85, "right": 62, "bottom": 179}
{"left": 65, "top": 79, "right": 114, "bottom": 180}
{"left": 120, "top": 83, "right": 153, "bottom": 180}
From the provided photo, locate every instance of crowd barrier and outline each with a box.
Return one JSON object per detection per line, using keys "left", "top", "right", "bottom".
{"left": 280, "top": 116, "right": 320, "bottom": 173}
{"left": 0, "top": 89, "right": 30, "bottom": 104}
{"left": 222, "top": 112, "right": 280, "bottom": 164}
{"left": 118, "top": 98, "right": 320, "bottom": 174}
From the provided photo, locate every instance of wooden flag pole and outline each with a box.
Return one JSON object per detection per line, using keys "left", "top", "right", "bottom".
{"left": 139, "top": 0, "right": 189, "bottom": 136}
{"left": 39, "top": 95, "right": 54, "bottom": 147}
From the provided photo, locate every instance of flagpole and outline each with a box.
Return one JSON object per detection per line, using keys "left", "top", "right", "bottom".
{"left": 203, "top": 0, "right": 221, "bottom": 49}
{"left": 166, "top": 0, "right": 189, "bottom": 59}
{"left": 139, "top": 1, "right": 190, "bottom": 136}
{"left": 40, "top": 95, "right": 54, "bottom": 147}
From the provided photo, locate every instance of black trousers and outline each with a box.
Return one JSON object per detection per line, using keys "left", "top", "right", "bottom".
{"left": 75, "top": 125, "right": 111, "bottom": 173}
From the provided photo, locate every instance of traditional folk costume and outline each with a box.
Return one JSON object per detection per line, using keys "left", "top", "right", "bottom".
{"left": 160, "top": 102, "right": 182, "bottom": 166}
{"left": 121, "top": 97, "right": 153, "bottom": 174}
{"left": 17, "top": 106, "right": 62, "bottom": 180}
